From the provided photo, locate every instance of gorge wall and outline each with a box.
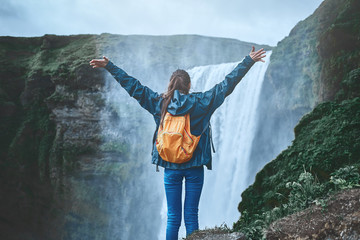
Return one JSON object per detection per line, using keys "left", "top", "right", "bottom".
{"left": 246, "top": 0, "right": 359, "bottom": 180}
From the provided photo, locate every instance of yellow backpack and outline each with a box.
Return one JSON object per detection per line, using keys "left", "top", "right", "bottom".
{"left": 156, "top": 112, "right": 201, "bottom": 163}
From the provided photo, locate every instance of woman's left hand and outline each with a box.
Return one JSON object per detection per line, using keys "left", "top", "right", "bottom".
{"left": 249, "top": 46, "right": 266, "bottom": 63}
{"left": 89, "top": 56, "right": 109, "bottom": 68}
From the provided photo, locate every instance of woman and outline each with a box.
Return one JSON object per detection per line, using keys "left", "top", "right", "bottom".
{"left": 90, "top": 47, "right": 266, "bottom": 240}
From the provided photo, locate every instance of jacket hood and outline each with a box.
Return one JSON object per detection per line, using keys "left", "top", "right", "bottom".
{"left": 167, "top": 90, "right": 196, "bottom": 115}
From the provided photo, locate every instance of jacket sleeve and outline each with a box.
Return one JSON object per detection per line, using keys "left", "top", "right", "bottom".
{"left": 105, "top": 61, "right": 161, "bottom": 115}
{"left": 196, "top": 55, "right": 255, "bottom": 115}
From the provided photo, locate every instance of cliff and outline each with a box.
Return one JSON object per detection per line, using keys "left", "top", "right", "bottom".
{"left": 0, "top": 34, "right": 269, "bottom": 239}
{"left": 0, "top": 34, "right": 101, "bottom": 239}
{"left": 233, "top": 0, "right": 360, "bottom": 238}
{"left": 247, "top": 0, "right": 360, "bottom": 180}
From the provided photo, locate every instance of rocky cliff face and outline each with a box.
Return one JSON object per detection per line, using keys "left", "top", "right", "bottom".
{"left": 0, "top": 34, "right": 269, "bottom": 239}
{"left": 0, "top": 34, "right": 101, "bottom": 240}
{"left": 247, "top": 0, "right": 359, "bottom": 180}
{"left": 233, "top": 0, "right": 360, "bottom": 238}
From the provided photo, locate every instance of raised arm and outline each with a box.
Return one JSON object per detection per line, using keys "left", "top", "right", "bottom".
{"left": 89, "top": 57, "right": 161, "bottom": 115}
{"left": 196, "top": 47, "right": 266, "bottom": 115}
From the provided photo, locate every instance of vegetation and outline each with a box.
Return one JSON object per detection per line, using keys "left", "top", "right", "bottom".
{"left": 234, "top": 92, "right": 359, "bottom": 240}
{"left": 234, "top": 165, "right": 360, "bottom": 239}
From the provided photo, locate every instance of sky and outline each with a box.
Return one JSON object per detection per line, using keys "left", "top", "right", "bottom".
{"left": 1, "top": 0, "right": 323, "bottom": 46}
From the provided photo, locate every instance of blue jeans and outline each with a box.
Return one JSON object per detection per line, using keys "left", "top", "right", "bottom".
{"left": 164, "top": 166, "right": 204, "bottom": 240}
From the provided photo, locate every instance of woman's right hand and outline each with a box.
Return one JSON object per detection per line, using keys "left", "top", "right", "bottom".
{"left": 89, "top": 56, "right": 109, "bottom": 68}
{"left": 249, "top": 46, "right": 266, "bottom": 63}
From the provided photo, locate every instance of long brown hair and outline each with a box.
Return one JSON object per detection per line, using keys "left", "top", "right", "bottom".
{"left": 160, "top": 69, "right": 191, "bottom": 126}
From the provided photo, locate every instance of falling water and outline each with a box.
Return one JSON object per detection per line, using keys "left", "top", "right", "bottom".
{"left": 164, "top": 52, "right": 272, "bottom": 236}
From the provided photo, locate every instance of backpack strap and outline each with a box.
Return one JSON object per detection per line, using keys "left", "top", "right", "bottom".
{"left": 201, "top": 121, "right": 216, "bottom": 153}
{"left": 152, "top": 126, "right": 158, "bottom": 151}
{"left": 209, "top": 123, "right": 216, "bottom": 153}
{"left": 152, "top": 125, "right": 161, "bottom": 172}
{"left": 201, "top": 121, "right": 210, "bottom": 135}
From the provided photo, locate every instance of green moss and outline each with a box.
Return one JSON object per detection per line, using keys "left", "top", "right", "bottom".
{"left": 26, "top": 35, "right": 97, "bottom": 75}
{"left": 0, "top": 35, "right": 97, "bottom": 81}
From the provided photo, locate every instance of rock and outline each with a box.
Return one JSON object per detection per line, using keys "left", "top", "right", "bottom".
{"left": 0, "top": 101, "right": 17, "bottom": 117}
{"left": 186, "top": 229, "right": 246, "bottom": 240}
{"left": 19, "top": 70, "right": 54, "bottom": 106}
{"left": 266, "top": 188, "right": 360, "bottom": 240}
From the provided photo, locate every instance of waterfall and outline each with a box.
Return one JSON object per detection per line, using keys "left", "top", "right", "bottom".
{"left": 185, "top": 53, "right": 271, "bottom": 232}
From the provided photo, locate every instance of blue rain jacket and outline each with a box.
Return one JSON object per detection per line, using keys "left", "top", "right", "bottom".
{"left": 105, "top": 55, "right": 255, "bottom": 170}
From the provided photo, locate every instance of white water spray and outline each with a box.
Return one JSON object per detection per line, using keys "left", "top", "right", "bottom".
{"left": 100, "top": 73, "right": 163, "bottom": 240}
